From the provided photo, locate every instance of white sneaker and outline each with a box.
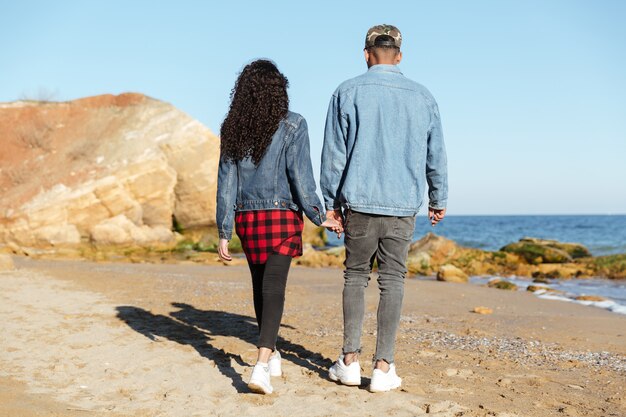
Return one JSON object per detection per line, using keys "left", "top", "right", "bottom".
{"left": 248, "top": 362, "right": 273, "bottom": 394}
{"left": 268, "top": 350, "right": 282, "bottom": 377}
{"left": 328, "top": 355, "right": 361, "bottom": 386}
{"left": 369, "top": 363, "right": 402, "bottom": 392}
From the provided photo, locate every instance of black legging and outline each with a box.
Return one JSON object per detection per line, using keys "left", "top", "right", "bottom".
{"left": 248, "top": 254, "right": 292, "bottom": 349}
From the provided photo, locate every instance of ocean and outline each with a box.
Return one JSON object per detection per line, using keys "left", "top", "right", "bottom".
{"left": 326, "top": 215, "right": 626, "bottom": 315}
{"left": 412, "top": 215, "right": 626, "bottom": 256}
{"left": 327, "top": 215, "right": 626, "bottom": 256}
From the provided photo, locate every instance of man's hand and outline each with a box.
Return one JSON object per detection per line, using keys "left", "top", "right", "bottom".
{"left": 325, "top": 209, "right": 344, "bottom": 238}
{"left": 218, "top": 238, "right": 232, "bottom": 261}
{"left": 428, "top": 207, "right": 446, "bottom": 226}
{"left": 321, "top": 218, "right": 342, "bottom": 238}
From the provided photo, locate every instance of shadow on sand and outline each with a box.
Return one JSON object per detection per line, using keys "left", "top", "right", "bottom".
{"left": 116, "top": 302, "right": 334, "bottom": 393}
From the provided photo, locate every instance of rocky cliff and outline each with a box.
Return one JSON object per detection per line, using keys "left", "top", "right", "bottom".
{"left": 0, "top": 93, "right": 220, "bottom": 253}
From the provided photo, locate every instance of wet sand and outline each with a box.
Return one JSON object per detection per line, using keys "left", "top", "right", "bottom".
{"left": 1, "top": 256, "right": 624, "bottom": 417}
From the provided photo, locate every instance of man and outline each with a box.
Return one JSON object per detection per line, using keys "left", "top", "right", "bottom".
{"left": 321, "top": 24, "right": 448, "bottom": 392}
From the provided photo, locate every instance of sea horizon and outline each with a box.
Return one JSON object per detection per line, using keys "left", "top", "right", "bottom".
{"left": 327, "top": 214, "right": 626, "bottom": 257}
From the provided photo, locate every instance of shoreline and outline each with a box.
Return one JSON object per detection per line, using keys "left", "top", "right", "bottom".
{"left": 8, "top": 247, "right": 626, "bottom": 316}
{"left": 1, "top": 256, "right": 624, "bottom": 417}
{"left": 467, "top": 275, "right": 626, "bottom": 315}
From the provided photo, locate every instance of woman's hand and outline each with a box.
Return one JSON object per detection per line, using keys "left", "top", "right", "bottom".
{"left": 321, "top": 218, "right": 343, "bottom": 238}
{"left": 218, "top": 238, "right": 232, "bottom": 261}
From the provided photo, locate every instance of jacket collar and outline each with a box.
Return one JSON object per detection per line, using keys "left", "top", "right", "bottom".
{"left": 367, "top": 64, "right": 402, "bottom": 74}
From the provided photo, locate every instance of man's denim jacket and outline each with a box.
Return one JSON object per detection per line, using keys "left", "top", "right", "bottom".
{"left": 216, "top": 111, "right": 326, "bottom": 240}
{"left": 321, "top": 64, "right": 448, "bottom": 216}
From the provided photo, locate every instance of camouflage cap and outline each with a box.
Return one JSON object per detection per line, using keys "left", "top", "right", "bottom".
{"left": 365, "top": 24, "right": 402, "bottom": 48}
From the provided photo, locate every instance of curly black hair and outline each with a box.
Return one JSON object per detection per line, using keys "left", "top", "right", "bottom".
{"left": 220, "top": 59, "right": 289, "bottom": 165}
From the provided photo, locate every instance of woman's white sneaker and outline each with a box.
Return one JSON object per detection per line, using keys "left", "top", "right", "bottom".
{"left": 268, "top": 350, "right": 282, "bottom": 377}
{"left": 248, "top": 362, "right": 273, "bottom": 394}
{"left": 328, "top": 355, "right": 361, "bottom": 386}
{"left": 369, "top": 363, "right": 402, "bottom": 392}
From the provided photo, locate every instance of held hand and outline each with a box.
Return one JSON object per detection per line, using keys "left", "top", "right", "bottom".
{"left": 321, "top": 216, "right": 344, "bottom": 239}
{"left": 218, "top": 238, "right": 232, "bottom": 261}
{"left": 326, "top": 209, "right": 344, "bottom": 228}
{"left": 322, "top": 210, "right": 343, "bottom": 239}
{"left": 428, "top": 207, "right": 446, "bottom": 226}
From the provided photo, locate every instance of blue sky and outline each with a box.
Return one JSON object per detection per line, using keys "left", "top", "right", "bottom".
{"left": 1, "top": 0, "right": 625, "bottom": 215}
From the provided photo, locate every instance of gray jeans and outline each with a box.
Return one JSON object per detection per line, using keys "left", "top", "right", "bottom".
{"left": 342, "top": 210, "right": 415, "bottom": 364}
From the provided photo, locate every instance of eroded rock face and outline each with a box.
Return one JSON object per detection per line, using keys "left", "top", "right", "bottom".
{"left": 0, "top": 93, "right": 220, "bottom": 250}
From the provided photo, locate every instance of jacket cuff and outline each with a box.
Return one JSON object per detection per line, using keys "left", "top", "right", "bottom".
{"left": 317, "top": 210, "right": 327, "bottom": 226}
{"left": 218, "top": 230, "right": 232, "bottom": 240}
{"left": 428, "top": 201, "right": 447, "bottom": 210}
{"left": 309, "top": 206, "right": 326, "bottom": 227}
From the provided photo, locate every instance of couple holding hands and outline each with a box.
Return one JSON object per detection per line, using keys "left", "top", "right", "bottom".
{"left": 216, "top": 24, "right": 448, "bottom": 394}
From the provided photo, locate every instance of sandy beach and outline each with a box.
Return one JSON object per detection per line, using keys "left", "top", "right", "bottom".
{"left": 1, "top": 257, "right": 624, "bottom": 417}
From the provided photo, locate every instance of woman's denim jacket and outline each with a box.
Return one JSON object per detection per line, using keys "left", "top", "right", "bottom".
{"left": 216, "top": 111, "right": 326, "bottom": 240}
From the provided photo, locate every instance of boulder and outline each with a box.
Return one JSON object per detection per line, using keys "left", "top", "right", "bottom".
{"left": 0, "top": 93, "right": 220, "bottom": 253}
{"left": 526, "top": 284, "right": 550, "bottom": 292}
{"left": 521, "top": 237, "right": 591, "bottom": 258}
{"left": 407, "top": 251, "right": 431, "bottom": 275}
{"left": 591, "top": 254, "right": 626, "bottom": 279}
{"left": 409, "top": 233, "right": 514, "bottom": 277}
{"left": 436, "top": 264, "right": 469, "bottom": 283}
{"left": 574, "top": 295, "right": 607, "bottom": 302}
{"left": 472, "top": 306, "right": 493, "bottom": 315}
{"left": 500, "top": 238, "right": 573, "bottom": 265}
{"left": 500, "top": 238, "right": 591, "bottom": 264}
{"left": 410, "top": 233, "right": 459, "bottom": 264}
{"left": 535, "top": 263, "right": 585, "bottom": 279}
{"left": 487, "top": 279, "right": 518, "bottom": 291}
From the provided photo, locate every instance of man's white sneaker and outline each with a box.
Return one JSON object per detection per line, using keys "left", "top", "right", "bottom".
{"left": 268, "top": 350, "right": 282, "bottom": 377}
{"left": 248, "top": 362, "right": 273, "bottom": 394}
{"left": 328, "top": 355, "right": 361, "bottom": 386}
{"left": 369, "top": 363, "right": 402, "bottom": 392}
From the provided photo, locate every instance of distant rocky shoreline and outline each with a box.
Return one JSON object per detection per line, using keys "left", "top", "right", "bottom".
{"left": 3, "top": 224, "right": 624, "bottom": 283}
{"left": 296, "top": 231, "right": 626, "bottom": 280}
{"left": 1, "top": 94, "right": 624, "bottom": 280}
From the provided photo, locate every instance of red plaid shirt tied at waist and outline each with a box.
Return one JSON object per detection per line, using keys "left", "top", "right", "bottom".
{"left": 235, "top": 209, "right": 304, "bottom": 264}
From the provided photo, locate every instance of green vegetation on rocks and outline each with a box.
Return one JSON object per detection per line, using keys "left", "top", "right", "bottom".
{"left": 487, "top": 279, "right": 518, "bottom": 291}
{"left": 404, "top": 234, "right": 622, "bottom": 280}
{"left": 591, "top": 254, "right": 626, "bottom": 279}
{"left": 500, "top": 238, "right": 591, "bottom": 264}
{"left": 501, "top": 241, "right": 570, "bottom": 264}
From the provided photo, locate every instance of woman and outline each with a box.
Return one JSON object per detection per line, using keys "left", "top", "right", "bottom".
{"left": 216, "top": 59, "right": 340, "bottom": 395}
